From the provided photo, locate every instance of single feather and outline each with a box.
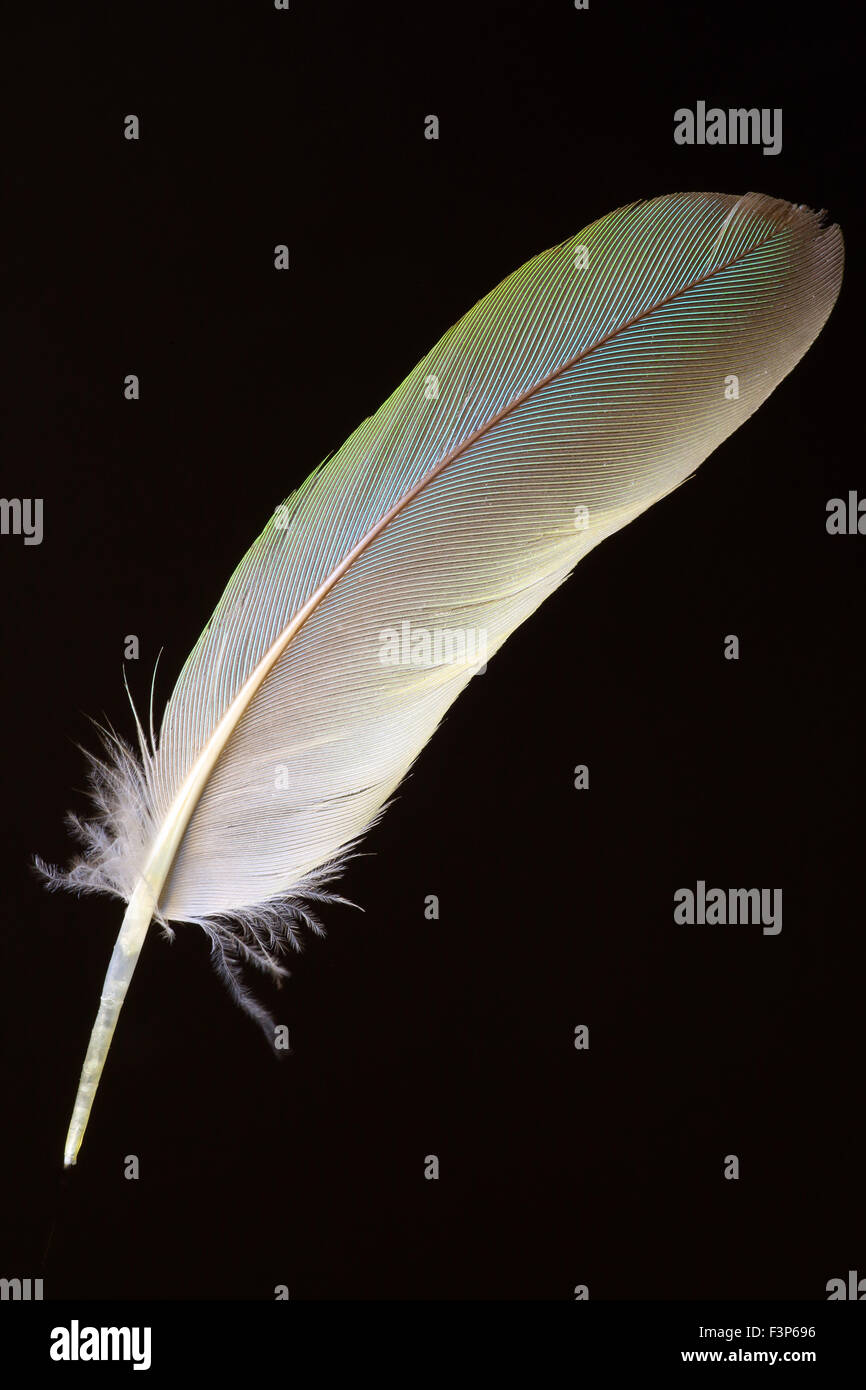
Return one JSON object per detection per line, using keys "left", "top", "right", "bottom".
{"left": 40, "top": 191, "right": 844, "bottom": 1166}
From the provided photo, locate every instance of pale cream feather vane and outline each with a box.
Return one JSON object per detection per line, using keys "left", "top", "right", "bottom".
{"left": 38, "top": 191, "right": 844, "bottom": 1166}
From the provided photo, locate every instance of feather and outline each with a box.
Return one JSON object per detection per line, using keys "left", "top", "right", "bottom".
{"left": 40, "top": 190, "right": 843, "bottom": 1166}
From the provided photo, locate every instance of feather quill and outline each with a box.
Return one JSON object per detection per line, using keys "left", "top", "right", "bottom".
{"left": 40, "top": 191, "right": 843, "bottom": 1165}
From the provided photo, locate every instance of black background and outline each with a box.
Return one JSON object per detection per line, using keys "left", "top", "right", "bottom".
{"left": 1, "top": 0, "right": 862, "bottom": 1301}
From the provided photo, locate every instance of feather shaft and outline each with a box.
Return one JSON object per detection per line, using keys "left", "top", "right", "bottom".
{"left": 64, "top": 878, "right": 156, "bottom": 1165}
